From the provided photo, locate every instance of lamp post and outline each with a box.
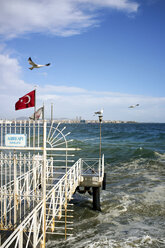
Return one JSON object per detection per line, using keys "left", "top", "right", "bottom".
{"left": 94, "top": 109, "right": 103, "bottom": 159}
{"left": 93, "top": 113, "right": 103, "bottom": 211}
{"left": 98, "top": 114, "right": 103, "bottom": 159}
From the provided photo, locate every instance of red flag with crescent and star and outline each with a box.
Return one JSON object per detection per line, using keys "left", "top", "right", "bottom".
{"left": 15, "top": 90, "right": 35, "bottom": 110}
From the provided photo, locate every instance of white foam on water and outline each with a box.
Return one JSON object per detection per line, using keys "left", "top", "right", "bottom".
{"left": 98, "top": 194, "right": 134, "bottom": 224}
{"left": 154, "top": 151, "right": 165, "bottom": 158}
{"left": 153, "top": 151, "right": 165, "bottom": 164}
{"left": 109, "top": 158, "right": 146, "bottom": 173}
{"left": 83, "top": 137, "right": 99, "bottom": 142}
{"left": 118, "top": 194, "right": 134, "bottom": 213}
{"left": 47, "top": 219, "right": 165, "bottom": 248}
{"left": 81, "top": 235, "right": 165, "bottom": 248}
{"left": 141, "top": 235, "right": 153, "bottom": 244}
{"left": 142, "top": 184, "right": 165, "bottom": 204}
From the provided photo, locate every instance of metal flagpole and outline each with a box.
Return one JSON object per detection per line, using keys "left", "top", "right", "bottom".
{"left": 34, "top": 86, "right": 37, "bottom": 121}
{"left": 33, "top": 86, "right": 37, "bottom": 147}
{"left": 51, "top": 103, "right": 53, "bottom": 122}
{"left": 42, "top": 102, "right": 45, "bottom": 121}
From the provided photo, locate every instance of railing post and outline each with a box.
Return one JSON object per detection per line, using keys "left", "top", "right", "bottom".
{"left": 69, "top": 169, "right": 72, "bottom": 200}
{"left": 4, "top": 186, "right": 7, "bottom": 227}
{"left": 51, "top": 157, "right": 53, "bottom": 184}
{"left": 33, "top": 157, "right": 37, "bottom": 205}
{"left": 58, "top": 181, "right": 62, "bottom": 219}
{"left": 76, "top": 161, "right": 79, "bottom": 183}
{"left": 33, "top": 209, "right": 37, "bottom": 248}
{"left": 42, "top": 120, "right": 47, "bottom": 247}
{"left": 80, "top": 158, "right": 82, "bottom": 176}
{"left": 73, "top": 165, "right": 75, "bottom": 189}
{"left": 98, "top": 158, "right": 101, "bottom": 180}
{"left": 19, "top": 228, "right": 23, "bottom": 248}
{"left": 102, "top": 154, "right": 104, "bottom": 178}
{"left": 79, "top": 158, "right": 82, "bottom": 181}
{"left": 26, "top": 173, "right": 30, "bottom": 207}
{"left": 51, "top": 189, "right": 55, "bottom": 232}
{"left": 102, "top": 154, "right": 106, "bottom": 190}
{"left": 14, "top": 155, "right": 18, "bottom": 227}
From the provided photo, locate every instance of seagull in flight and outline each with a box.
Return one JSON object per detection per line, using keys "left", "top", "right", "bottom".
{"left": 28, "top": 57, "right": 51, "bottom": 70}
{"left": 129, "top": 104, "right": 139, "bottom": 108}
{"left": 94, "top": 109, "right": 104, "bottom": 115}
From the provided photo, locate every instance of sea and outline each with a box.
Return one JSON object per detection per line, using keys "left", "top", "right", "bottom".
{"left": 47, "top": 123, "right": 165, "bottom": 248}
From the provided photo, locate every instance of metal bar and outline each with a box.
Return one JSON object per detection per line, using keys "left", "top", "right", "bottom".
{"left": 0, "top": 146, "right": 80, "bottom": 151}
{"left": 45, "top": 232, "right": 73, "bottom": 236}
{"left": 13, "top": 154, "right": 17, "bottom": 226}
{"left": 42, "top": 120, "right": 47, "bottom": 247}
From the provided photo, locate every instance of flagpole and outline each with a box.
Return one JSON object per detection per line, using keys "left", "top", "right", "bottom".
{"left": 51, "top": 103, "right": 53, "bottom": 122}
{"left": 34, "top": 86, "right": 37, "bottom": 121}
{"left": 43, "top": 102, "right": 45, "bottom": 121}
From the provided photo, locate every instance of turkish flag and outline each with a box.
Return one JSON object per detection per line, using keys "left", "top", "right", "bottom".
{"left": 15, "top": 90, "right": 35, "bottom": 110}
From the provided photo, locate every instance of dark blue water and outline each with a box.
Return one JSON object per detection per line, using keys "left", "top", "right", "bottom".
{"left": 48, "top": 123, "right": 165, "bottom": 248}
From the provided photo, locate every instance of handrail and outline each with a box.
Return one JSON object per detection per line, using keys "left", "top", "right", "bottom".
{"left": 1, "top": 158, "right": 81, "bottom": 248}
{"left": 0, "top": 156, "right": 104, "bottom": 247}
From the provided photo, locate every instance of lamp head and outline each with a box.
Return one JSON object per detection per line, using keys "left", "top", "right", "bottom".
{"left": 99, "top": 115, "right": 103, "bottom": 123}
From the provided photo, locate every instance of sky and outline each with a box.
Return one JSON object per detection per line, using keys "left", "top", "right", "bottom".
{"left": 0, "top": 0, "right": 165, "bottom": 122}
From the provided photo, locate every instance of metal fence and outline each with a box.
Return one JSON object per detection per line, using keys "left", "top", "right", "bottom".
{"left": 0, "top": 120, "right": 104, "bottom": 247}
{"left": 0, "top": 158, "right": 81, "bottom": 248}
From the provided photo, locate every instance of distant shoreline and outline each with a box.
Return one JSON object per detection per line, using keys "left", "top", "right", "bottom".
{"left": 2, "top": 119, "right": 164, "bottom": 124}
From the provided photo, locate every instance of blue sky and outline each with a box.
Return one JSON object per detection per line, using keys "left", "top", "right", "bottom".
{"left": 0, "top": 0, "right": 165, "bottom": 122}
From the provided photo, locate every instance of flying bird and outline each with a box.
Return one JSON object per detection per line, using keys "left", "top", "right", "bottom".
{"left": 129, "top": 104, "right": 139, "bottom": 108}
{"left": 94, "top": 109, "right": 104, "bottom": 115}
{"left": 28, "top": 57, "right": 51, "bottom": 70}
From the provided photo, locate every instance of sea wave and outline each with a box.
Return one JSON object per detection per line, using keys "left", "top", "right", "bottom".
{"left": 47, "top": 233, "right": 165, "bottom": 248}
{"left": 47, "top": 123, "right": 165, "bottom": 248}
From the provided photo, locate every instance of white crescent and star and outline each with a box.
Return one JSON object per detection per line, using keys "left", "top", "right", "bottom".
{"left": 24, "top": 95, "right": 31, "bottom": 104}
{"left": 20, "top": 95, "right": 31, "bottom": 104}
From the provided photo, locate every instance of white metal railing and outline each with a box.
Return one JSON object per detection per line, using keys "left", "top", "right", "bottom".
{"left": 0, "top": 156, "right": 104, "bottom": 247}
{"left": 0, "top": 154, "right": 54, "bottom": 230}
{"left": 80, "top": 155, "right": 104, "bottom": 181}
{"left": 0, "top": 159, "right": 81, "bottom": 248}
{"left": 0, "top": 120, "right": 77, "bottom": 247}
{"left": 0, "top": 120, "right": 44, "bottom": 148}
{"left": 0, "top": 120, "right": 104, "bottom": 247}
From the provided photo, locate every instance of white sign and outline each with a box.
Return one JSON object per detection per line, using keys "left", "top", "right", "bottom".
{"left": 5, "top": 134, "right": 27, "bottom": 147}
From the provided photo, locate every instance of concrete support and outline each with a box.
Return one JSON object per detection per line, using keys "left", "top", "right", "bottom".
{"left": 92, "top": 187, "right": 101, "bottom": 211}
{"left": 102, "top": 173, "right": 106, "bottom": 190}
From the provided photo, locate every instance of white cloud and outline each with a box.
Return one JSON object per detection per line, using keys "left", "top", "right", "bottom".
{"left": 76, "top": 0, "right": 139, "bottom": 12}
{"left": 0, "top": 0, "right": 139, "bottom": 39}
{"left": 39, "top": 85, "right": 87, "bottom": 94}
{"left": 0, "top": 53, "right": 33, "bottom": 118}
{"left": 37, "top": 91, "right": 165, "bottom": 122}
{"left": 0, "top": 52, "right": 165, "bottom": 122}
{"left": 0, "top": 53, "right": 31, "bottom": 94}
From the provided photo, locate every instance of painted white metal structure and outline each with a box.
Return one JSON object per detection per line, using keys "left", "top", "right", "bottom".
{"left": 0, "top": 120, "right": 104, "bottom": 247}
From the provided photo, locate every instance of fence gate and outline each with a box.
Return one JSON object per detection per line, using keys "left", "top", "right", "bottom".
{"left": 0, "top": 120, "right": 78, "bottom": 247}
